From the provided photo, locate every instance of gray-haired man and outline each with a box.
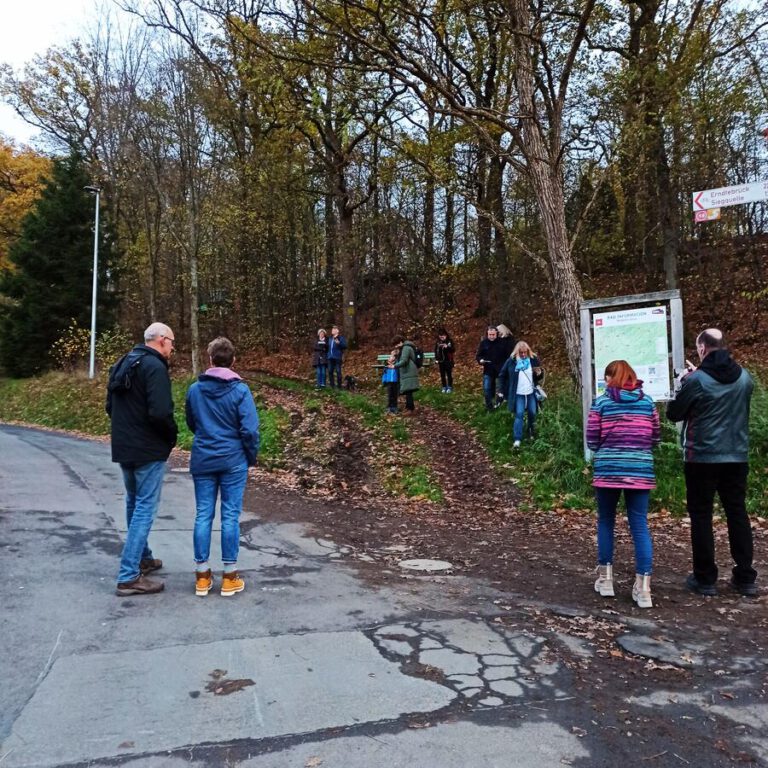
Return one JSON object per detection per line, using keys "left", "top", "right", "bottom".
{"left": 107, "top": 322, "right": 178, "bottom": 596}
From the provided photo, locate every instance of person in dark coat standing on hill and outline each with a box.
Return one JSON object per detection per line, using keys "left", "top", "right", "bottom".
{"left": 496, "top": 324, "right": 516, "bottom": 361}
{"left": 476, "top": 326, "right": 507, "bottom": 411}
{"left": 434, "top": 328, "right": 455, "bottom": 393}
{"left": 186, "top": 337, "right": 260, "bottom": 598}
{"left": 393, "top": 335, "right": 420, "bottom": 414}
{"left": 327, "top": 325, "right": 347, "bottom": 389}
{"left": 312, "top": 328, "right": 329, "bottom": 389}
{"left": 667, "top": 328, "right": 757, "bottom": 597}
{"left": 107, "top": 322, "right": 178, "bottom": 596}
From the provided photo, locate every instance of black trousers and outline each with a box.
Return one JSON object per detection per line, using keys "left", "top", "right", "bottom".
{"left": 684, "top": 462, "right": 756, "bottom": 585}
{"left": 386, "top": 382, "right": 399, "bottom": 410}
{"left": 438, "top": 362, "right": 453, "bottom": 388}
{"left": 401, "top": 390, "right": 415, "bottom": 411}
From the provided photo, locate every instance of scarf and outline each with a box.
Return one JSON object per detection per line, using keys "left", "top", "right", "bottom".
{"left": 515, "top": 356, "right": 531, "bottom": 372}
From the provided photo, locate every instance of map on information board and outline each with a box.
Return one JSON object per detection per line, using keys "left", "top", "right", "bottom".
{"left": 593, "top": 306, "right": 670, "bottom": 401}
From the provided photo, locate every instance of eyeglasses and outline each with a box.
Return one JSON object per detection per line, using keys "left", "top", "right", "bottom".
{"left": 161, "top": 335, "right": 176, "bottom": 348}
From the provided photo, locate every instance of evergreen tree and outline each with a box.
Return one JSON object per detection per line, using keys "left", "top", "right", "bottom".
{"left": 0, "top": 153, "right": 116, "bottom": 377}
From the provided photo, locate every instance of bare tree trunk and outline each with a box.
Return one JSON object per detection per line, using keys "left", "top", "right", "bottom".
{"left": 475, "top": 146, "right": 491, "bottom": 316}
{"left": 512, "top": 0, "right": 584, "bottom": 383}
{"left": 337, "top": 202, "right": 357, "bottom": 345}
{"left": 444, "top": 186, "right": 455, "bottom": 266}
{"left": 424, "top": 173, "right": 435, "bottom": 268}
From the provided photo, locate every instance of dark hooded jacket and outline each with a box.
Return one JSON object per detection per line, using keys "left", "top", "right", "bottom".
{"left": 666, "top": 349, "right": 753, "bottom": 463}
{"left": 106, "top": 344, "right": 178, "bottom": 464}
{"left": 185, "top": 369, "right": 260, "bottom": 475}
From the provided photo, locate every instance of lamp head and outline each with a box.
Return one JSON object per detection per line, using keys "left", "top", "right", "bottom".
{"left": 84, "top": 185, "right": 101, "bottom": 194}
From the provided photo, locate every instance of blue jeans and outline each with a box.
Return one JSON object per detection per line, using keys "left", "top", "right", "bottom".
{"left": 596, "top": 487, "right": 652, "bottom": 574}
{"left": 482, "top": 374, "right": 497, "bottom": 409}
{"left": 315, "top": 364, "right": 327, "bottom": 387}
{"left": 117, "top": 461, "right": 166, "bottom": 583}
{"left": 328, "top": 358, "right": 342, "bottom": 388}
{"left": 193, "top": 466, "right": 248, "bottom": 564}
{"left": 513, "top": 394, "right": 537, "bottom": 441}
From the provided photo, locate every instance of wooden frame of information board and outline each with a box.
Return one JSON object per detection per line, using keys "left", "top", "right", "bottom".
{"left": 579, "top": 290, "right": 685, "bottom": 461}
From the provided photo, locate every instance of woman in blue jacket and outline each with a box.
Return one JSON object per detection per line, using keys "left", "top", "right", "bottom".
{"left": 185, "top": 337, "right": 260, "bottom": 598}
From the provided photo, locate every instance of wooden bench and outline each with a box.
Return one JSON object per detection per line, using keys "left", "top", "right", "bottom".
{"left": 372, "top": 352, "right": 436, "bottom": 369}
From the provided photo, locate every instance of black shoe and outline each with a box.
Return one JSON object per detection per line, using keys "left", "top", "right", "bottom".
{"left": 686, "top": 573, "right": 717, "bottom": 597}
{"left": 730, "top": 577, "right": 758, "bottom": 597}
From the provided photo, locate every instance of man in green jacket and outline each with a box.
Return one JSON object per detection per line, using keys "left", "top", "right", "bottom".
{"left": 666, "top": 328, "right": 756, "bottom": 597}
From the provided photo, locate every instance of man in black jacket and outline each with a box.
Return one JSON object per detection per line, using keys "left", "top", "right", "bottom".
{"left": 475, "top": 326, "right": 508, "bottom": 411}
{"left": 107, "top": 322, "right": 178, "bottom": 596}
{"left": 666, "top": 328, "right": 756, "bottom": 597}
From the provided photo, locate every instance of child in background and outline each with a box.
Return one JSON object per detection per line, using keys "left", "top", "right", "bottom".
{"left": 382, "top": 351, "right": 399, "bottom": 414}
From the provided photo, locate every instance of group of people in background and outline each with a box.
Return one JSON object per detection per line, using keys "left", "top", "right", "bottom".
{"left": 108, "top": 323, "right": 260, "bottom": 599}
{"left": 311, "top": 326, "right": 348, "bottom": 389}
{"left": 476, "top": 325, "right": 545, "bottom": 447}
{"left": 588, "top": 328, "right": 757, "bottom": 609}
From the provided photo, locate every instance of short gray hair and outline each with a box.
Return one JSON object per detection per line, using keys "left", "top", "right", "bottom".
{"left": 144, "top": 322, "right": 172, "bottom": 342}
{"left": 207, "top": 337, "right": 235, "bottom": 367}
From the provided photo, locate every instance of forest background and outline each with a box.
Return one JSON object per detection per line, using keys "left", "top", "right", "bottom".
{"left": 1, "top": 0, "right": 768, "bottom": 514}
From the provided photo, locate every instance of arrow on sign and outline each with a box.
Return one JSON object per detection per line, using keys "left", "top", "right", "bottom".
{"left": 694, "top": 192, "right": 705, "bottom": 210}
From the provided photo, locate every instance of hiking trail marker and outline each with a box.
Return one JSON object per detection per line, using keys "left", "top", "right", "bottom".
{"left": 692, "top": 180, "right": 768, "bottom": 222}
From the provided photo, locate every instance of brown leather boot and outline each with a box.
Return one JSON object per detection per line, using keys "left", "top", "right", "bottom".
{"left": 115, "top": 574, "right": 164, "bottom": 596}
{"left": 140, "top": 557, "right": 163, "bottom": 574}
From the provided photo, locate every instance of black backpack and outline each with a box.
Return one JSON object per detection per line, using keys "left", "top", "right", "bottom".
{"left": 108, "top": 352, "right": 143, "bottom": 392}
{"left": 412, "top": 345, "right": 425, "bottom": 369}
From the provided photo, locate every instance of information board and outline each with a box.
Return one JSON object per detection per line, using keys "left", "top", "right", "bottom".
{"left": 592, "top": 305, "right": 670, "bottom": 401}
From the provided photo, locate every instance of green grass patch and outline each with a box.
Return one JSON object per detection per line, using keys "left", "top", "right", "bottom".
{"left": 255, "top": 403, "right": 290, "bottom": 468}
{"left": 0, "top": 373, "right": 111, "bottom": 434}
{"left": 0, "top": 372, "right": 291, "bottom": 468}
{"left": 418, "top": 376, "right": 768, "bottom": 516}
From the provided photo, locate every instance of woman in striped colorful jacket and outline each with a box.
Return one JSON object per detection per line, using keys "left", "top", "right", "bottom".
{"left": 587, "top": 360, "right": 661, "bottom": 608}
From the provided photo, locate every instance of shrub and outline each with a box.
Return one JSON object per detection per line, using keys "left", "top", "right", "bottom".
{"left": 51, "top": 320, "right": 132, "bottom": 372}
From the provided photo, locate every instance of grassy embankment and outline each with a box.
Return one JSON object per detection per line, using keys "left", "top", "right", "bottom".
{"left": 1, "top": 370, "right": 766, "bottom": 514}
{"left": 417, "top": 374, "right": 768, "bottom": 516}
{"left": 0, "top": 373, "right": 288, "bottom": 467}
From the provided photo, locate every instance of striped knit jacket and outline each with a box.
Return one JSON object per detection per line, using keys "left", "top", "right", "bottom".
{"left": 587, "top": 385, "right": 661, "bottom": 489}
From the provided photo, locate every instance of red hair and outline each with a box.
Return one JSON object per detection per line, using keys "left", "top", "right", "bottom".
{"left": 604, "top": 360, "right": 638, "bottom": 389}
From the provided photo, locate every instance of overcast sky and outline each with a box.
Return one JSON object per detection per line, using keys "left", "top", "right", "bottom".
{"left": 0, "top": 0, "right": 98, "bottom": 145}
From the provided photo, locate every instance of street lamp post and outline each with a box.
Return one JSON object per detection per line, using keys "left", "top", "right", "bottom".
{"left": 84, "top": 185, "right": 101, "bottom": 379}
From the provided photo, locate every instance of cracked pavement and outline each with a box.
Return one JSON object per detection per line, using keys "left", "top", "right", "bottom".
{"left": 1, "top": 424, "right": 766, "bottom": 767}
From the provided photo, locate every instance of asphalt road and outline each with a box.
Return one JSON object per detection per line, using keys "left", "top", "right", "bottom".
{"left": 1, "top": 424, "right": 766, "bottom": 767}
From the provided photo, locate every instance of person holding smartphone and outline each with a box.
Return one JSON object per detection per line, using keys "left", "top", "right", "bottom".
{"left": 667, "top": 329, "right": 757, "bottom": 598}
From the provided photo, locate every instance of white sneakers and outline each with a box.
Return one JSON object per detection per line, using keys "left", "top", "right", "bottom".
{"left": 594, "top": 564, "right": 615, "bottom": 597}
{"left": 632, "top": 574, "right": 653, "bottom": 608}
{"left": 595, "top": 566, "right": 652, "bottom": 608}
{"left": 513, "top": 440, "right": 521, "bottom": 448}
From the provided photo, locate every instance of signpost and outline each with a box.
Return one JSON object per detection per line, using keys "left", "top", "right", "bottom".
{"left": 692, "top": 180, "right": 768, "bottom": 212}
